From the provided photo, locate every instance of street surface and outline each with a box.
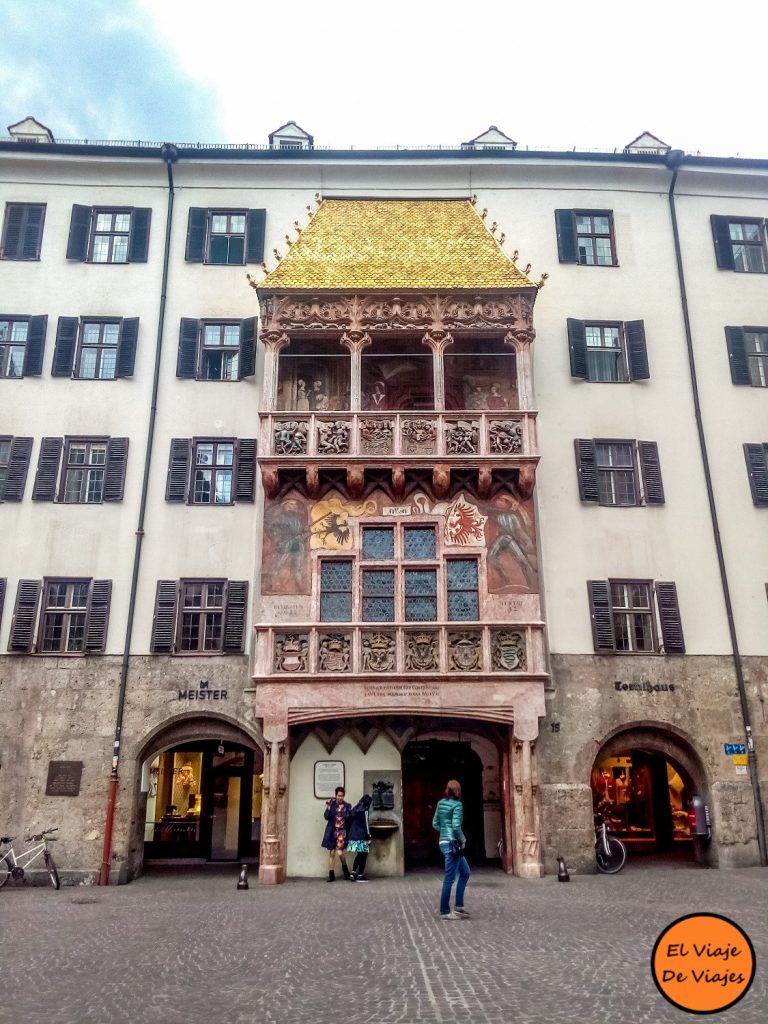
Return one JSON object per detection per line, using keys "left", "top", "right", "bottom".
{"left": 1, "top": 862, "right": 765, "bottom": 1024}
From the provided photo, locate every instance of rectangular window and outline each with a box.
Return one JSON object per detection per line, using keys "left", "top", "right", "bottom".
{"left": 596, "top": 442, "right": 637, "bottom": 506}
{"left": 575, "top": 212, "right": 616, "bottom": 266}
{"left": 1, "top": 203, "right": 45, "bottom": 260}
{"left": 0, "top": 318, "right": 28, "bottom": 378}
{"left": 90, "top": 210, "right": 131, "bottom": 263}
{"left": 363, "top": 570, "right": 396, "bottom": 621}
{"left": 745, "top": 330, "right": 768, "bottom": 387}
{"left": 610, "top": 581, "right": 656, "bottom": 653}
{"left": 404, "top": 568, "right": 437, "bottom": 621}
{"left": 729, "top": 220, "right": 767, "bottom": 274}
{"left": 362, "top": 526, "right": 395, "bottom": 561}
{"left": 77, "top": 321, "right": 120, "bottom": 379}
{"left": 208, "top": 211, "right": 246, "bottom": 265}
{"left": 320, "top": 561, "right": 353, "bottom": 622}
{"left": 179, "top": 581, "right": 225, "bottom": 652}
{"left": 447, "top": 560, "right": 479, "bottom": 620}
{"left": 199, "top": 322, "right": 241, "bottom": 381}
{"left": 41, "top": 580, "right": 89, "bottom": 653}
{"left": 192, "top": 441, "right": 234, "bottom": 504}
{"left": 62, "top": 440, "right": 107, "bottom": 503}
{"left": 0, "top": 437, "right": 10, "bottom": 498}
{"left": 585, "top": 323, "right": 627, "bottom": 382}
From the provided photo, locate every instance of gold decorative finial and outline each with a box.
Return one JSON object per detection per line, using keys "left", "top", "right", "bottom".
{"left": 481, "top": 208, "right": 488, "bottom": 220}
{"left": 490, "top": 221, "right": 498, "bottom": 234}
{"left": 536, "top": 272, "right": 550, "bottom": 288}
{"left": 294, "top": 221, "right": 302, "bottom": 235}
{"left": 498, "top": 233, "right": 506, "bottom": 245}
{"left": 285, "top": 234, "right": 292, "bottom": 247}
{"left": 273, "top": 248, "right": 282, "bottom": 261}
{"left": 524, "top": 263, "right": 532, "bottom": 275}
{"left": 306, "top": 205, "right": 312, "bottom": 215}
{"left": 511, "top": 250, "right": 519, "bottom": 264}
{"left": 314, "top": 193, "right": 321, "bottom": 206}
{"left": 246, "top": 272, "right": 258, "bottom": 290}
{"left": 261, "top": 261, "right": 268, "bottom": 274}
{"left": 470, "top": 194, "right": 478, "bottom": 206}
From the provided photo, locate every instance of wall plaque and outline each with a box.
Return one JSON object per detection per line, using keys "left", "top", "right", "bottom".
{"left": 45, "top": 760, "right": 83, "bottom": 797}
{"left": 314, "top": 760, "right": 345, "bottom": 799}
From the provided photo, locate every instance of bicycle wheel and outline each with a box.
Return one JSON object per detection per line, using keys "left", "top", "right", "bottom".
{"left": 0, "top": 855, "right": 11, "bottom": 889}
{"left": 595, "top": 837, "right": 627, "bottom": 874}
{"left": 44, "top": 851, "right": 60, "bottom": 890}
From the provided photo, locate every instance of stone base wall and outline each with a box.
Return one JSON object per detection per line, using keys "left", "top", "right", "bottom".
{"left": 537, "top": 654, "right": 767, "bottom": 873}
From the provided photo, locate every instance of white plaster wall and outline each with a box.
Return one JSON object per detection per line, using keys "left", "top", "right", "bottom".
{"left": 286, "top": 733, "right": 400, "bottom": 877}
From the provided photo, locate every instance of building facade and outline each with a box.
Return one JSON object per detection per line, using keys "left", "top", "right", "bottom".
{"left": 0, "top": 122, "right": 766, "bottom": 883}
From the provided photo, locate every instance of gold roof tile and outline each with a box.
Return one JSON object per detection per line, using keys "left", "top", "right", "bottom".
{"left": 259, "top": 199, "right": 534, "bottom": 291}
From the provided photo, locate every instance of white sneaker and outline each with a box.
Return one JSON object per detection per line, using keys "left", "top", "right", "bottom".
{"left": 440, "top": 911, "right": 461, "bottom": 920}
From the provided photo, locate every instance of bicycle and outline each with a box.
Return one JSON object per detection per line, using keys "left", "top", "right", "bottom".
{"left": 594, "top": 814, "right": 627, "bottom": 874}
{"left": 0, "top": 828, "right": 60, "bottom": 889}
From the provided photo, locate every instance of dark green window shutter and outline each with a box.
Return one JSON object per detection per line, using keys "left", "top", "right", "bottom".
{"left": 567, "top": 319, "right": 588, "bottom": 379}
{"left": 245, "top": 209, "right": 266, "bottom": 263}
{"left": 2, "top": 437, "right": 33, "bottom": 502}
{"left": 235, "top": 439, "right": 257, "bottom": 501}
{"left": 711, "top": 215, "right": 735, "bottom": 270}
{"left": 656, "top": 581, "right": 685, "bottom": 654}
{"left": 32, "top": 437, "right": 63, "bottom": 501}
{"left": 239, "top": 316, "right": 257, "bottom": 378}
{"left": 66, "top": 205, "right": 92, "bottom": 261}
{"left": 128, "top": 208, "right": 151, "bottom": 262}
{"left": 177, "top": 319, "right": 199, "bottom": 378}
{"left": 8, "top": 579, "right": 42, "bottom": 652}
{"left": 744, "top": 443, "right": 768, "bottom": 506}
{"left": 150, "top": 580, "right": 179, "bottom": 654}
{"left": 555, "top": 210, "right": 578, "bottom": 263}
{"left": 587, "top": 581, "right": 615, "bottom": 652}
{"left": 574, "top": 439, "right": 599, "bottom": 501}
{"left": 21, "top": 205, "right": 45, "bottom": 259}
{"left": 185, "top": 208, "right": 207, "bottom": 262}
{"left": 0, "top": 578, "right": 5, "bottom": 631}
{"left": 23, "top": 315, "right": 47, "bottom": 376}
{"left": 2, "top": 204, "right": 24, "bottom": 258}
{"left": 725, "top": 327, "right": 750, "bottom": 385}
{"left": 85, "top": 580, "right": 112, "bottom": 653}
{"left": 166, "top": 439, "right": 191, "bottom": 502}
{"left": 52, "top": 317, "right": 79, "bottom": 376}
{"left": 104, "top": 438, "right": 129, "bottom": 502}
{"left": 224, "top": 581, "right": 248, "bottom": 653}
{"left": 116, "top": 318, "right": 139, "bottom": 378}
{"left": 638, "top": 441, "right": 665, "bottom": 504}
{"left": 625, "top": 320, "right": 650, "bottom": 380}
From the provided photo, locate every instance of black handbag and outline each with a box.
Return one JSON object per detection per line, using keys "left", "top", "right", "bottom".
{"left": 450, "top": 839, "right": 465, "bottom": 855}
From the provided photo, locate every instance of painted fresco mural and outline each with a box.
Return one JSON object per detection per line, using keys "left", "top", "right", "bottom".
{"left": 261, "top": 487, "right": 539, "bottom": 600}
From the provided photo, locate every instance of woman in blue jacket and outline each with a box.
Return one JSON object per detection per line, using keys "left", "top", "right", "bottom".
{"left": 431, "top": 779, "right": 471, "bottom": 920}
{"left": 347, "top": 793, "right": 373, "bottom": 880}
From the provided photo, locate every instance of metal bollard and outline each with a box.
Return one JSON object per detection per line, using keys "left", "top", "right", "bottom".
{"left": 237, "top": 864, "right": 249, "bottom": 890}
{"left": 557, "top": 856, "right": 570, "bottom": 882}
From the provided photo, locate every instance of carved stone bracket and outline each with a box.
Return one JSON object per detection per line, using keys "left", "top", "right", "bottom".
{"left": 346, "top": 466, "right": 364, "bottom": 499}
{"left": 432, "top": 467, "right": 450, "bottom": 500}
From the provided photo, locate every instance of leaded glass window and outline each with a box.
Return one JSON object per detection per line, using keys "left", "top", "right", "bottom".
{"left": 362, "top": 526, "right": 394, "bottom": 561}
{"left": 447, "top": 560, "right": 479, "bottom": 620}
{"left": 403, "top": 526, "right": 436, "bottom": 560}
{"left": 405, "top": 569, "right": 437, "bottom": 621}
{"left": 320, "top": 560, "right": 353, "bottom": 621}
{"left": 362, "top": 570, "right": 395, "bottom": 621}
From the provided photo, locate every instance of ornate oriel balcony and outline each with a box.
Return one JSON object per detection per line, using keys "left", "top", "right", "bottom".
{"left": 254, "top": 622, "right": 546, "bottom": 680}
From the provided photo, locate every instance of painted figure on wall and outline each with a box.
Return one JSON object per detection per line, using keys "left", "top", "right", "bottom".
{"left": 485, "top": 492, "right": 538, "bottom": 593}
{"left": 309, "top": 377, "right": 328, "bottom": 411}
{"left": 296, "top": 379, "right": 310, "bottom": 410}
{"left": 262, "top": 497, "right": 311, "bottom": 595}
{"left": 363, "top": 380, "right": 388, "bottom": 410}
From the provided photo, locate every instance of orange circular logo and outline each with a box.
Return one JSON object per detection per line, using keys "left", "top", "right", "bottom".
{"left": 651, "top": 913, "right": 756, "bottom": 1014}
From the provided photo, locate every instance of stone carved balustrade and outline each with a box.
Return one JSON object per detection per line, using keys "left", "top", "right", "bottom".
{"left": 256, "top": 623, "right": 543, "bottom": 678}
{"left": 260, "top": 412, "right": 538, "bottom": 461}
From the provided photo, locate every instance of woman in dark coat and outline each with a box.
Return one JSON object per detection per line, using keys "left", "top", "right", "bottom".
{"left": 322, "top": 786, "right": 352, "bottom": 882}
{"left": 347, "top": 794, "right": 373, "bottom": 881}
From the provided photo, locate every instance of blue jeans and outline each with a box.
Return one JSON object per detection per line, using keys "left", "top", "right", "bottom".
{"left": 439, "top": 841, "right": 470, "bottom": 915}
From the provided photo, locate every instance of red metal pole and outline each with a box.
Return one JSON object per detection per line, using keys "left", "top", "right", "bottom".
{"left": 99, "top": 774, "right": 119, "bottom": 885}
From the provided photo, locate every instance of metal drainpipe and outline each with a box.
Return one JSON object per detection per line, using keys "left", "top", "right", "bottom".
{"left": 665, "top": 148, "right": 767, "bottom": 866}
{"left": 99, "top": 143, "right": 179, "bottom": 885}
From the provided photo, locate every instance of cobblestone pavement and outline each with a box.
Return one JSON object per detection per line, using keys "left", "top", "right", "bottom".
{"left": 1, "top": 862, "right": 766, "bottom": 1024}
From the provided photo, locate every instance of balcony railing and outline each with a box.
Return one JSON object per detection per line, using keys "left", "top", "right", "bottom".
{"left": 254, "top": 622, "right": 545, "bottom": 678}
{"left": 258, "top": 411, "right": 538, "bottom": 461}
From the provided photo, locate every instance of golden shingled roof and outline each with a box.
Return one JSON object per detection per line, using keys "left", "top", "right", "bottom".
{"left": 259, "top": 199, "right": 535, "bottom": 291}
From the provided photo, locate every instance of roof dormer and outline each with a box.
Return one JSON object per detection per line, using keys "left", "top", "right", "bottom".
{"left": 268, "top": 121, "right": 314, "bottom": 151}
{"left": 7, "top": 116, "right": 54, "bottom": 144}
{"left": 623, "top": 131, "right": 670, "bottom": 155}
{"left": 461, "top": 125, "right": 517, "bottom": 151}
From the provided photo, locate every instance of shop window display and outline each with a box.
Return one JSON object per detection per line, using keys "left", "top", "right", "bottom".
{"left": 444, "top": 340, "right": 517, "bottom": 411}
{"left": 591, "top": 753, "right": 693, "bottom": 851}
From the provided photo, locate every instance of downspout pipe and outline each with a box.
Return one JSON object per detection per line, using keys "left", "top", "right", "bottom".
{"left": 666, "top": 148, "right": 767, "bottom": 866}
{"left": 99, "top": 143, "right": 179, "bottom": 884}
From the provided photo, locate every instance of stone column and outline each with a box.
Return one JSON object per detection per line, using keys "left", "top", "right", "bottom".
{"left": 340, "top": 331, "right": 372, "bottom": 410}
{"left": 422, "top": 330, "right": 453, "bottom": 410}
{"left": 504, "top": 329, "right": 535, "bottom": 411}
{"left": 258, "top": 726, "right": 290, "bottom": 884}
{"left": 509, "top": 717, "right": 544, "bottom": 878}
{"left": 261, "top": 332, "right": 291, "bottom": 410}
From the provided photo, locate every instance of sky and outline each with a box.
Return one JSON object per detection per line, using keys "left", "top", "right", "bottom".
{"left": 0, "top": 0, "right": 765, "bottom": 157}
